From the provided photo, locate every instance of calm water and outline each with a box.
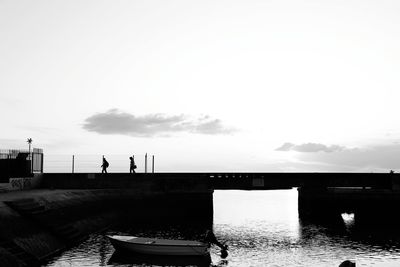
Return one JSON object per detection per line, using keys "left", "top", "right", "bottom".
{"left": 45, "top": 190, "right": 400, "bottom": 266}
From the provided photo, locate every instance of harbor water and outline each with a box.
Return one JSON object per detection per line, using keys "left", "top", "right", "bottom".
{"left": 45, "top": 189, "right": 400, "bottom": 266}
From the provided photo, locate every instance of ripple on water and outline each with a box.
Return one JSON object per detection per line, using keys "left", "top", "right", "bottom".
{"left": 45, "top": 190, "right": 400, "bottom": 267}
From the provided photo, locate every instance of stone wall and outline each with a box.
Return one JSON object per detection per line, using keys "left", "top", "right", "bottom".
{"left": 0, "top": 188, "right": 213, "bottom": 266}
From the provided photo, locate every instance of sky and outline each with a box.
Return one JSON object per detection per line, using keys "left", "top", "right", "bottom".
{"left": 1, "top": 0, "right": 400, "bottom": 172}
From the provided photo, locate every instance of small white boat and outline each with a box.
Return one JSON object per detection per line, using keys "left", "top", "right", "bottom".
{"left": 107, "top": 235, "right": 209, "bottom": 256}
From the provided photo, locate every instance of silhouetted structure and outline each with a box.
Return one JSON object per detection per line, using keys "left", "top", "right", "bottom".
{"left": 0, "top": 148, "right": 43, "bottom": 182}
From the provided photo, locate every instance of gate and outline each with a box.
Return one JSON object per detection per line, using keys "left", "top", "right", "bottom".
{"left": 0, "top": 148, "right": 43, "bottom": 182}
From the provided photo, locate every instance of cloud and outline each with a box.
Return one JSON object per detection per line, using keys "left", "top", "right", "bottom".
{"left": 82, "top": 109, "right": 236, "bottom": 137}
{"left": 297, "top": 143, "right": 400, "bottom": 171}
{"left": 276, "top": 141, "right": 400, "bottom": 171}
{"left": 275, "top": 142, "right": 346, "bottom": 153}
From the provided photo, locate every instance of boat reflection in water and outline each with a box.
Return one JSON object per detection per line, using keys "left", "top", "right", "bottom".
{"left": 107, "top": 235, "right": 210, "bottom": 255}
{"left": 108, "top": 250, "right": 212, "bottom": 267}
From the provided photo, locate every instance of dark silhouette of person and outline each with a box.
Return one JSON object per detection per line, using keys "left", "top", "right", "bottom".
{"left": 129, "top": 156, "right": 136, "bottom": 173}
{"left": 101, "top": 157, "right": 109, "bottom": 173}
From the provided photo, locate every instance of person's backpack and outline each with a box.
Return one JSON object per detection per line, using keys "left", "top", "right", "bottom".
{"left": 104, "top": 161, "right": 109, "bottom": 168}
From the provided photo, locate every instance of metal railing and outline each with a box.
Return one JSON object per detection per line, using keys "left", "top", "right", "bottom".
{"left": 44, "top": 154, "right": 155, "bottom": 173}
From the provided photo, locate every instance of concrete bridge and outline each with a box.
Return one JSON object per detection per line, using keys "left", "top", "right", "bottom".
{"left": 40, "top": 172, "right": 400, "bottom": 223}
{"left": 40, "top": 172, "right": 400, "bottom": 190}
{"left": 210, "top": 172, "right": 399, "bottom": 190}
{"left": 1, "top": 172, "right": 399, "bottom": 266}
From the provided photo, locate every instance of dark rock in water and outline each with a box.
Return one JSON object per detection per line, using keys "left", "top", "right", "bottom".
{"left": 339, "top": 260, "right": 355, "bottom": 267}
{"left": 220, "top": 249, "right": 228, "bottom": 259}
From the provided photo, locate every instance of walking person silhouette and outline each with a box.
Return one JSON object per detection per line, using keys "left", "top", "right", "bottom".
{"left": 101, "top": 157, "right": 109, "bottom": 173}
{"left": 130, "top": 155, "right": 136, "bottom": 173}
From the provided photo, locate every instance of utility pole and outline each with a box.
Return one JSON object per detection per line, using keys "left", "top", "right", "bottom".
{"left": 72, "top": 155, "right": 75, "bottom": 173}
{"left": 152, "top": 155, "right": 154, "bottom": 173}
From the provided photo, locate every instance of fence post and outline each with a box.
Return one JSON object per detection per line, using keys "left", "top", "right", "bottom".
{"left": 145, "top": 153, "right": 147, "bottom": 174}
{"left": 31, "top": 150, "right": 33, "bottom": 175}
{"left": 152, "top": 155, "right": 154, "bottom": 173}
{"left": 40, "top": 153, "right": 44, "bottom": 173}
{"left": 7, "top": 154, "right": 11, "bottom": 178}
{"left": 72, "top": 155, "right": 75, "bottom": 174}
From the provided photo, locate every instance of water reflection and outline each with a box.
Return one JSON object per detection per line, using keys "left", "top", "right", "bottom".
{"left": 99, "top": 234, "right": 109, "bottom": 266}
{"left": 108, "top": 251, "right": 212, "bottom": 267}
{"left": 46, "top": 190, "right": 400, "bottom": 267}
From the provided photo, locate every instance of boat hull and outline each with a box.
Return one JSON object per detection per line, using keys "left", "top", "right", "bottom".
{"left": 107, "top": 235, "right": 209, "bottom": 256}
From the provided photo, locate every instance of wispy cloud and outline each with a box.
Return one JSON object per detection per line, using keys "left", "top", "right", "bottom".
{"left": 276, "top": 141, "right": 400, "bottom": 171}
{"left": 275, "top": 142, "right": 346, "bottom": 153}
{"left": 82, "top": 109, "right": 236, "bottom": 137}
{"left": 297, "top": 143, "right": 400, "bottom": 171}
